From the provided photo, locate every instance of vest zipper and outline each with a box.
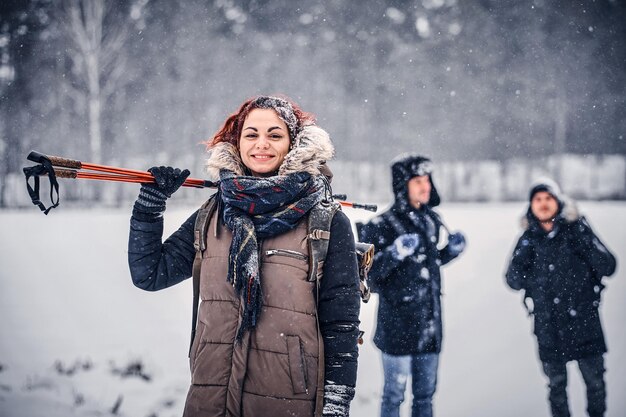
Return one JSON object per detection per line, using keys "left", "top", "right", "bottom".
{"left": 265, "top": 249, "right": 308, "bottom": 261}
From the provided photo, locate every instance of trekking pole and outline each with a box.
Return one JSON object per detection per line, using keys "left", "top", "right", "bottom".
{"left": 332, "top": 194, "right": 377, "bottom": 212}
{"left": 24, "top": 150, "right": 378, "bottom": 213}
{"left": 338, "top": 201, "right": 377, "bottom": 212}
{"left": 52, "top": 167, "right": 208, "bottom": 188}
{"left": 26, "top": 150, "right": 214, "bottom": 188}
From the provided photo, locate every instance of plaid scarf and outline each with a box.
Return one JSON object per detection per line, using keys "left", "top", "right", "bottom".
{"left": 219, "top": 170, "right": 326, "bottom": 340}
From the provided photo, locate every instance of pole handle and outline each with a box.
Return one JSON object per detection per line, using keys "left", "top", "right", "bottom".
{"left": 53, "top": 168, "right": 78, "bottom": 179}
{"left": 350, "top": 203, "right": 378, "bottom": 212}
{"left": 27, "top": 150, "right": 82, "bottom": 169}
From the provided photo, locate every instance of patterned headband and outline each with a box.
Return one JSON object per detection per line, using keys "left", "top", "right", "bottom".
{"left": 252, "top": 96, "right": 300, "bottom": 140}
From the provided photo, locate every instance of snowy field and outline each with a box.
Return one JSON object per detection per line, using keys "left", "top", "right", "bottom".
{"left": 0, "top": 201, "right": 624, "bottom": 417}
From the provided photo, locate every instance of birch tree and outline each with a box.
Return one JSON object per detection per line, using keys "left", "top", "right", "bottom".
{"left": 61, "top": 0, "right": 134, "bottom": 164}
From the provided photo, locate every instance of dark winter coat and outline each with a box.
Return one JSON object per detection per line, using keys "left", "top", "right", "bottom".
{"left": 505, "top": 202, "right": 616, "bottom": 363}
{"left": 358, "top": 160, "right": 459, "bottom": 355}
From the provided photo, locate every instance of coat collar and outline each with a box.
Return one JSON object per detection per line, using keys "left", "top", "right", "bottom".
{"left": 205, "top": 125, "right": 334, "bottom": 181}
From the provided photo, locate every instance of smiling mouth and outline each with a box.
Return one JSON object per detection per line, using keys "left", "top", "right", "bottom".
{"left": 251, "top": 155, "right": 274, "bottom": 160}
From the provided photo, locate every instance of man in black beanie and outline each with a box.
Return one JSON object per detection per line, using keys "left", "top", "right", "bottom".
{"left": 358, "top": 154, "right": 465, "bottom": 417}
{"left": 505, "top": 178, "right": 616, "bottom": 417}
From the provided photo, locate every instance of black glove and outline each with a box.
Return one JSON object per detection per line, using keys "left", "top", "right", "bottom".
{"left": 389, "top": 233, "right": 421, "bottom": 261}
{"left": 447, "top": 231, "right": 466, "bottom": 256}
{"left": 134, "top": 166, "right": 190, "bottom": 217}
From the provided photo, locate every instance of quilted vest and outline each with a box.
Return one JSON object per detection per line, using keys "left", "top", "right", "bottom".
{"left": 183, "top": 209, "right": 323, "bottom": 417}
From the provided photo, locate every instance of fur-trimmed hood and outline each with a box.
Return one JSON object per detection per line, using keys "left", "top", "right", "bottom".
{"left": 521, "top": 194, "right": 580, "bottom": 231}
{"left": 521, "top": 177, "right": 579, "bottom": 230}
{"left": 390, "top": 153, "right": 440, "bottom": 212}
{"left": 205, "top": 125, "right": 334, "bottom": 180}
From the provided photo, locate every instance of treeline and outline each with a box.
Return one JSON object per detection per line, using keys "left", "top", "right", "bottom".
{"left": 1, "top": 0, "right": 625, "bottom": 206}
{"left": 4, "top": 153, "right": 624, "bottom": 210}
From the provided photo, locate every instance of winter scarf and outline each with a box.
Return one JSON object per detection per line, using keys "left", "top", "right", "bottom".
{"left": 219, "top": 170, "right": 326, "bottom": 340}
{"left": 205, "top": 122, "right": 335, "bottom": 340}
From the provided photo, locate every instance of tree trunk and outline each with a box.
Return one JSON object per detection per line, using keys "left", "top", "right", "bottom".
{"left": 87, "top": 54, "right": 102, "bottom": 164}
{"left": 554, "top": 82, "right": 568, "bottom": 184}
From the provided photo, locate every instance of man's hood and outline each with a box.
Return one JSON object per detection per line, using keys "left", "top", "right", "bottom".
{"left": 390, "top": 153, "right": 440, "bottom": 210}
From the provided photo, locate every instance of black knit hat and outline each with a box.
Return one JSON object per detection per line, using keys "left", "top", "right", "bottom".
{"left": 528, "top": 177, "right": 563, "bottom": 205}
{"left": 390, "top": 153, "right": 440, "bottom": 208}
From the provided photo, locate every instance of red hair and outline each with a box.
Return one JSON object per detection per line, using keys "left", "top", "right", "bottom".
{"left": 206, "top": 95, "right": 316, "bottom": 150}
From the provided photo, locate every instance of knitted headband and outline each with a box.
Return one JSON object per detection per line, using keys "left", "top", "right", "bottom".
{"left": 251, "top": 96, "right": 300, "bottom": 140}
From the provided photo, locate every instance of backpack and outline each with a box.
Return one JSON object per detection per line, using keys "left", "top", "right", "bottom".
{"left": 189, "top": 195, "right": 374, "bottom": 353}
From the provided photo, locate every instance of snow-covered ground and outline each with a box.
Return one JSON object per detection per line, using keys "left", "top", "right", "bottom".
{"left": 0, "top": 201, "right": 624, "bottom": 417}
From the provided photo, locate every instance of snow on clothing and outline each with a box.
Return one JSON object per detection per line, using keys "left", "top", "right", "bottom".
{"left": 358, "top": 155, "right": 460, "bottom": 356}
{"left": 360, "top": 205, "right": 458, "bottom": 355}
{"left": 505, "top": 200, "right": 616, "bottom": 364}
{"left": 128, "top": 125, "right": 360, "bottom": 417}
{"left": 218, "top": 170, "right": 327, "bottom": 340}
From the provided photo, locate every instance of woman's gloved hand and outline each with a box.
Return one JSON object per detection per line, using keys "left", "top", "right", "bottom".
{"left": 389, "top": 233, "right": 420, "bottom": 261}
{"left": 134, "top": 166, "right": 190, "bottom": 217}
{"left": 446, "top": 231, "right": 466, "bottom": 256}
{"left": 322, "top": 384, "right": 355, "bottom": 417}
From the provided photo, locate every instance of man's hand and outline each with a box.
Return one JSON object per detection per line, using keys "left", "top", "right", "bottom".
{"left": 447, "top": 231, "right": 466, "bottom": 256}
{"left": 389, "top": 233, "right": 421, "bottom": 261}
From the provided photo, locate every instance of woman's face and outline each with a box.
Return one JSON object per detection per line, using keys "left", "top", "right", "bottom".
{"left": 531, "top": 191, "right": 559, "bottom": 222}
{"left": 239, "top": 108, "right": 291, "bottom": 177}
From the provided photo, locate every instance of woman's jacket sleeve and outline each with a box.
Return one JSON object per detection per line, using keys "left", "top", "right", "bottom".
{"left": 128, "top": 210, "right": 198, "bottom": 291}
{"left": 358, "top": 220, "right": 403, "bottom": 287}
{"left": 318, "top": 210, "right": 361, "bottom": 388}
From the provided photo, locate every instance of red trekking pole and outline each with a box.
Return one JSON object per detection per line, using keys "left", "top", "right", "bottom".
{"left": 23, "top": 150, "right": 378, "bottom": 214}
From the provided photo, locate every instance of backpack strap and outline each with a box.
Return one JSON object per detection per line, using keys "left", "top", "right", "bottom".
{"left": 306, "top": 201, "right": 341, "bottom": 283}
{"left": 306, "top": 200, "right": 375, "bottom": 414}
{"left": 307, "top": 201, "right": 341, "bottom": 285}
{"left": 306, "top": 200, "right": 340, "bottom": 417}
{"left": 307, "top": 200, "right": 375, "bottom": 302}
{"left": 188, "top": 194, "right": 219, "bottom": 357}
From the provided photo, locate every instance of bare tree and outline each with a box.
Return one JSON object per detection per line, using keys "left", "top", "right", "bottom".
{"left": 60, "top": 0, "right": 133, "bottom": 164}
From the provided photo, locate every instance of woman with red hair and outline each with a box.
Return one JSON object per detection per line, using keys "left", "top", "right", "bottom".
{"left": 128, "top": 95, "right": 361, "bottom": 417}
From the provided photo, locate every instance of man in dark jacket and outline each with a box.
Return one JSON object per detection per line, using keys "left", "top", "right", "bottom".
{"left": 358, "top": 154, "right": 465, "bottom": 417}
{"left": 505, "top": 178, "right": 616, "bottom": 417}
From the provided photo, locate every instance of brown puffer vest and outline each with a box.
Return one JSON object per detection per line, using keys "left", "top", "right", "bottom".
{"left": 183, "top": 208, "right": 323, "bottom": 417}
